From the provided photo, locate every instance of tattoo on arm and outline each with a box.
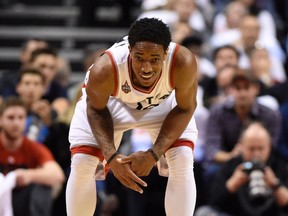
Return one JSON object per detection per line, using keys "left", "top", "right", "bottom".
{"left": 87, "top": 105, "right": 115, "bottom": 157}
{"left": 153, "top": 134, "right": 166, "bottom": 157}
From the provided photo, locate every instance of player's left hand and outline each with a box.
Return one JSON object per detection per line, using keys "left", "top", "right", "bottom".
{"left": 117, "top": 151, "right": 156, "bottom": 176}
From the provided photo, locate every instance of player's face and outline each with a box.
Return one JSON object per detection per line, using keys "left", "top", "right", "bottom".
{"left": 1, "top": 106, "right": 26, "bottom": 140}
{"left": 129, "top": 41, "right": 166, "bottom": 89}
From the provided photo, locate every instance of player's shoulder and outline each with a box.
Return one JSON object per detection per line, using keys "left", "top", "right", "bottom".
{"left": 90, "top": 53, "right": 114, "bottom": 81}
{"left": 174, "top": 45, "right": 196, "bottom": 67}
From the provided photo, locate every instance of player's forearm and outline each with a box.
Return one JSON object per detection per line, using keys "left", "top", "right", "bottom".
{"left": 87, "top": 104, "right": 116, "bottom": 159}
{"left": 152, "top": 105, "right": 194, "bottom": 158}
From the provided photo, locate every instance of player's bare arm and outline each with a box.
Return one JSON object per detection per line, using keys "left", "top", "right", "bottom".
{"left": 152, "top": 45, "right": 198, "bottom": 157}
{"left": 86, "top": 54, "right": 115, "bottom": 157}
{"left": 120, "top": 46, "right": 197, "bottom": 176}
{"left": 86, "top": 54, "right": 147, "bottom": 193}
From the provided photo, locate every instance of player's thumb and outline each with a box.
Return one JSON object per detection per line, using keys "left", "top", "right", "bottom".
{"left": 116, "top": 157, "right": 131, "bottom": 163}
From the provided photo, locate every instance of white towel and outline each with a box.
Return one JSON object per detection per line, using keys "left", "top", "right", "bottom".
{"left": 0, "top": 172, "right": 17, "bottom": 216}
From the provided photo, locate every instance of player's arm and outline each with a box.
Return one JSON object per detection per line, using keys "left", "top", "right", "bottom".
{"left": 86, "top": 54, "right": 147, "bottom": 193}
{"left": 152, "top": 46, "right": 198, "bottom": 157}
{"left": 85, "top": 54, "right": 116, "bottom": 159}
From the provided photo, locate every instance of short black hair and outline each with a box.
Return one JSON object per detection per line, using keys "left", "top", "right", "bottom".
{"left": 128, "top": 18, "right": 171, "bottom": 50}
{"left": 17, "top": 67, "right": 46, "bottom": 84}
{"left": 30, "top": 47, "right": 57, "bottom": 63}
{"left": 212, "top": 44, "right": 240, "bottom": 61}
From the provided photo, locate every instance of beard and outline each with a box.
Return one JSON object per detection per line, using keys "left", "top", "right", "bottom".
{"left": 2, "top": 128, "right": 22, "bottom": 142}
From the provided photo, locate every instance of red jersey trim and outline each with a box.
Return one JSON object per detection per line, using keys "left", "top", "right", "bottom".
{"left": 70, "top": 145, "right": 104, "bottom": 162}
{"left": 105, "top": 51, "right": 119, "bottom": 96}
{"left": 70, "top": 146, "right": 110, "bottom": 175}
{"left": 169, "top": 44, "right": 180, "bottom": 89}
{"left": 169, "top": 139, "right": 194, "bottom": 151}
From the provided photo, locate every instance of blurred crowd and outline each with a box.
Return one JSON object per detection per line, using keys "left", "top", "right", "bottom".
{"left": 0, "top": 0, "right": 288, "bottom": 215}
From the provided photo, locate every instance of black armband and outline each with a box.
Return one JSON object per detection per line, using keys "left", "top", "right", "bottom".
{"left": 148, "top": 148, "right": 159, "bottom": 162}
{"left": 107, "top": 152, "right": 119, "bottom": 164}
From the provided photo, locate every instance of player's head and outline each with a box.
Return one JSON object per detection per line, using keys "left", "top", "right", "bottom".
{"left": 127, "top": 18, "right": 172, "bottom": 89}
{"left": 128, "top": 18, "right": 171, "bottom": 50}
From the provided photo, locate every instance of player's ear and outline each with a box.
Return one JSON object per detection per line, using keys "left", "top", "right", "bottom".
{"left": 128, "top": 45, "right": 131, "bottom": 53}
{"left": 164, "top": 48, "right": 168, "bottom": 58}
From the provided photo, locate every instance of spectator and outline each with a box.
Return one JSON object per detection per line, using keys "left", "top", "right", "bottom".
{"left": 15, "top": 68, "right": 53, "bottom": 143}
{"left": 0, "top": 38, "right": 49, "bottom": 99}
{"left": 249, "top": 46, "right": 280, "bottom": 88}
{"left": 199, "top": 44, "right": 240, "bottom": 108}
{"left": 0, "top": 96, "right": 65, "bottom": 216}
{"left": 213, "top": 0, "right": 276, "bottom": 38}
{"left": 211, "top": 14, "right": 286, "bottom": 81}
{"left": 20, "top": 39, "right": 50, "bottom": 68}
{"left": 54, "top": 56, "right": 72, "bottom": 90}
{"left": 204, "top": 68, "right": 281, "bottom": 163}
{"left": 195, "top": 122, "right": 288, "bottom": 216}
{"left": 138, "top": 0, "right": 207, "bottom": 34}
{"left": 212, "top": 44, "right": 241, "bottom": 72}
{"left": 213, "top": 1, "right": 248, "bottom": 34}
{"left": 28, "top": 47, "right": 69, "bottom": 116}
{"left": 237, "top": 0, "right": 277, "bottom": 37}
{"left": 235, "top": 15, "right": 285, "bottom": 76}
{"left": 203, "top": 69, "right": 281, "bottom": 181}
{"left": 206, "top": 64, "right": 239, "bottom": 106}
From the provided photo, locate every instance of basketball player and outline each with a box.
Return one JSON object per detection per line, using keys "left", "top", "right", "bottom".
{"left": 66, "top": 18, "right": 198, "bottom": 216}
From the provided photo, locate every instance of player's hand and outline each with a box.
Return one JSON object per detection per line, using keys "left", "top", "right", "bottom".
{"left": 117, "top": 151, "right": 156, "bottom": 177}
{"left": 109, "top": 154, "right": 147, "bottom": 194}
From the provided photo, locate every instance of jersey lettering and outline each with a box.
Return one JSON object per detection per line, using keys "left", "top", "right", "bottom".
{"left": 135, "top": 94, "right": 171, "bottom": 110}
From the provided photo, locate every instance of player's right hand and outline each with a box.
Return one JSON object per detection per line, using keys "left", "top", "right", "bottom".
{"left": 109, "top": 154, "right": 147, "bottom": 194}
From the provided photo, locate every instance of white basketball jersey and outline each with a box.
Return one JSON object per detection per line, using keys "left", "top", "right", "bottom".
{"left": 105, "top": 36, "right": 179, "bottom": 110}
{"left": 82, "top": 36, "right": 179, "bottom": 110}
